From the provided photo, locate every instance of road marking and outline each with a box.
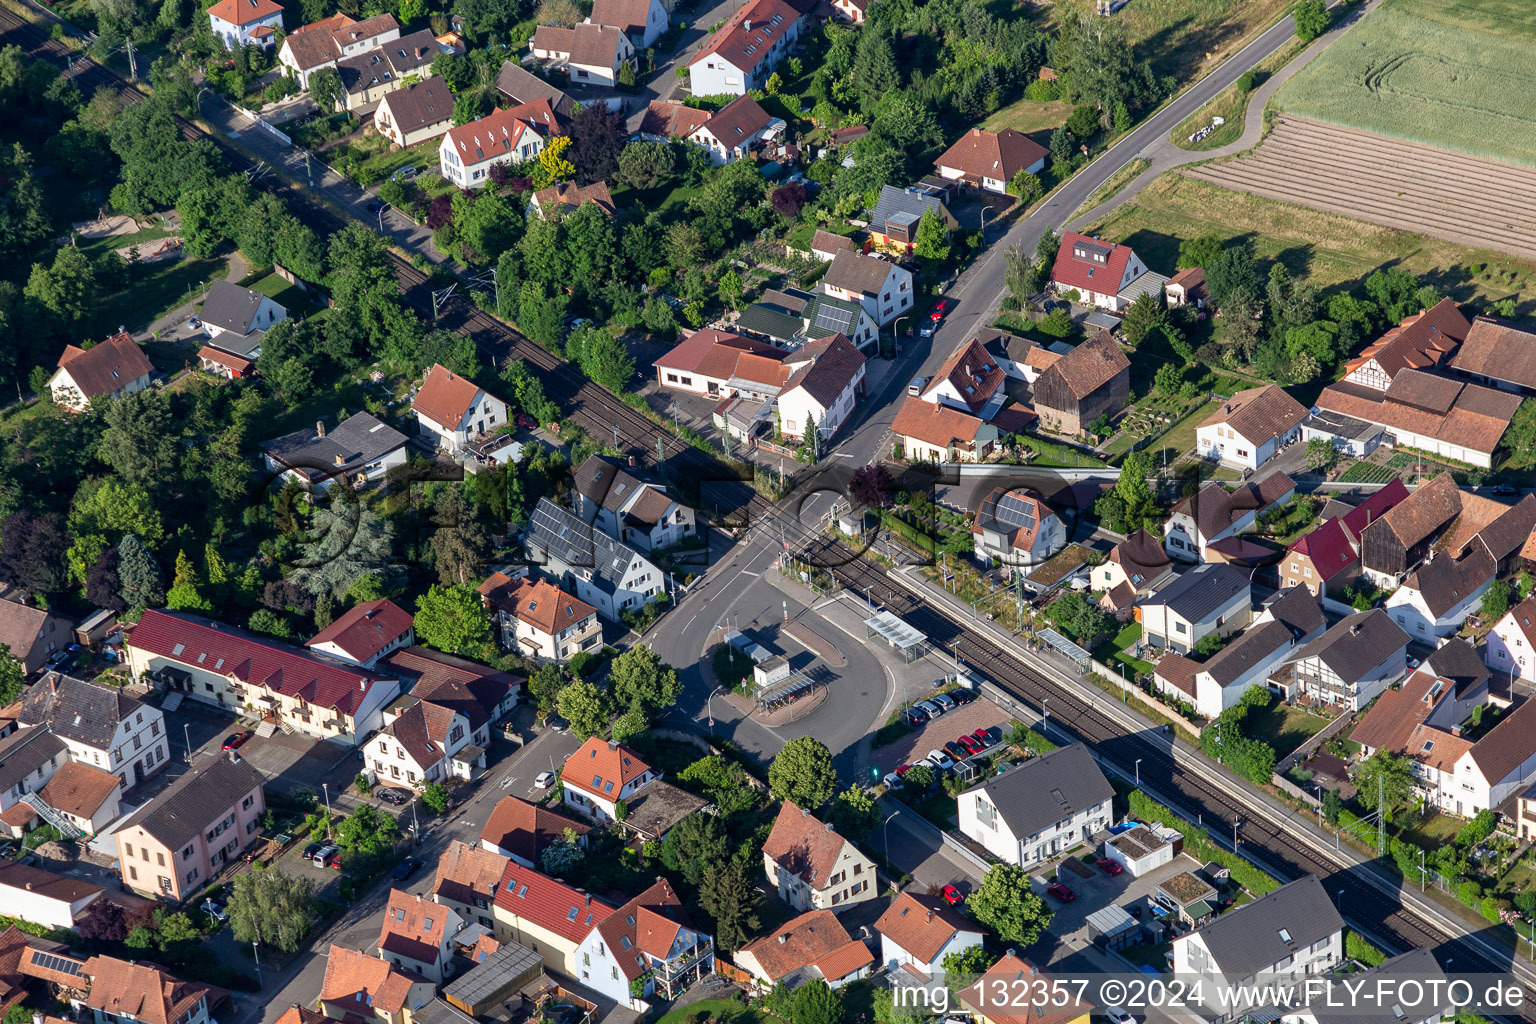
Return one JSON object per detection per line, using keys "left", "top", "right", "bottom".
{"left": 683, "top": 613, "right": 698, "bottom": 631}
{"left": 739, "top": 571, "right": 759, "bottom": 577}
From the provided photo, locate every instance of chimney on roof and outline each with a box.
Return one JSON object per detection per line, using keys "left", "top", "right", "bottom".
{"left": 824, "top": 822, "right": 833, "bottom": 831}
{"left": 32, "top": 1012, "right": 42, "bottom": 1024}
{"left": 1350, "top": 622, "right": 1362, "bottom": 637}
{"left": 609, "top": 740, "right": 620, "bottom": 751}
{"left": 335, "top": 453, "right": 346, "bottom": 467}
{"left": 744, "top": 18, "right": 751, "bottom": 28}
{"left": 24, "top": 883, "right": 31, "bottom": 891}
{"left": 925, "top": 908, "right": 933, "bottom": 923}
{"left": 317, "top": 419, "right": 326, "bottom": 438}
{"left": 777, "top": 932, "right": 788, "bottom": 944}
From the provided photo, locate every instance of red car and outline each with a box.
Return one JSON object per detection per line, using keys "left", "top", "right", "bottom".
{"left": 1096, "top": 857, "right": 1124, "bottom": 876}
{"left": 941, "top": 884, "right": 964, "bottom": 905}
{"left": 971, "top": 728, "right": 994, "bottom": 748}
{"left": 1046, "top": 883, "right": 1076, "bottom": 902}
{"left": 221, "top": 732, "right": 252, "bottom": 751}
{"left": 929, "top": 298, "right": 952, "bottom": 323}
{"left": 894, "top": 763, "right": 913, "bottom": 777}
{"left": 515, "top": 413, "right": 537, "bottom": 429}
{"left": 958, "top": 734, "right": 984, "bottom": 755}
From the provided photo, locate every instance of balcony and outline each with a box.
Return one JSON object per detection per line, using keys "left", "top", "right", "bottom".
{"left": 653, "top": 937, "right": 715, "bottom": 998}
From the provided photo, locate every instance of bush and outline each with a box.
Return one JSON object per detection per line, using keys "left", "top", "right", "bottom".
{"left": 1024, "top": 78, "right": 1061, "bottom": 102}
{"left": 1345, "top": 930, "right": 1386, "bottom": 967}
{"left": 1236, "top": 70, "right": 1256, "bottom": 94}
{"left": 1457, "top": 880, "right": 1481, "bottom": 908}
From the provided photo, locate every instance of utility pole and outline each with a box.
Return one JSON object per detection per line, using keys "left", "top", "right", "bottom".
{"left": 612, "top": 424, "right": 620, "bottom": 449}
{"left": 1378, "top": 774, "right": 1387, "bottom": 857}
{"left": 125, "top": 38, "right": 136, "bottom": 81}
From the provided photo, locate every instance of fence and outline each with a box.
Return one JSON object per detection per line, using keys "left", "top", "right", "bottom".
{"left": 1088, "top": 658, "right": 1203, "bottom": 744}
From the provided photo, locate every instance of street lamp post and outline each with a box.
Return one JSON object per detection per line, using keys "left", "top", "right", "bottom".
{"left": 1042, "top": 698, "right": 1049, "bottom": 736}
{"left": 183, "top": 723, "right": 192, "bottom": 763}
{"left": 980, "top": 206, "right": 996, "bottom": 236}
{"left": 949, "top": 639, "right": 961, "bottom": 671}
{"left": 322, "top": 782, "right": 332, "bottom": 839}
{"left": 252, "top": 940, "right": 262, "bottom": 988}
{"left": 707, "top": 685, "right": 723, "bottom": 732}
{"left": 1232, "top": 816, "right": 1240, "bottom": 850}
{"left": 882, "top": 810, "right": 899, "bottom": 864}
{"left": 864, "top": 585, "right": 872, "bottom": 610}
{"left": 1134, "top": 759, "right": 1141, "bottom": 785}
{"left": 893, "top": 315, "right": 909, "bottom": 341}
{"left": 377, "top": 202, "right": 389, "bottom": 232}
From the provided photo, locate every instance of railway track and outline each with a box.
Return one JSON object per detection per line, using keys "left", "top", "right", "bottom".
{"left": 797, "top": 531, "right": 1522, "bottom": 983}
{"left": 0, "top": 5, "right": 767, "bottom": 517}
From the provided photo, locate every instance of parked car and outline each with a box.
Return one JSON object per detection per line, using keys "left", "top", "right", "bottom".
{"left": 971, "top": 727, "right": 996, "bottom": 748}
{"left": 958, "top": 734, "right": 984, "bottom": 755}
{"left": 901, "top": 706, "right": 930, "bottom": 727}
{"left": 221, "top": 731, "right": 252, "bottom": 751}
{"left": 882, "top": 772, "right": 903, "bottom": 789}
{"left": 950, "top": 689, "right": 977, "bottom": 705}
{"left": 365, "top": 201, "right": 384, "bottom": 213}
{"left": 894, "top": 763, "right": 913, "bottom": 778}
{"left": 930, "top": 692, "right": 957, "bottom": 712}
{"left": 548, "top": 718, "right": 569, "bottom": 733}
{"left": 1096, "top": 857, "right": 1124, "bottom": 876}
{"left": 534, "top": 770, "right": 557, "bottom": 789}
{"left": 515, "top": 413, "right": 537, "bottom": 429}
{"left": 1105, "top": 1007, "right": 1134, "bottom": 1024}
{"left": 315, "top": 845, "right": 340, "bottom": 868}
{"left": 188, "top": 317, "right": 202, "bottom": 329}
{"left": 393, "top": 857, "right": 423, "bottom": 881}
{"left": 927, "top": 749, "right": 955, "bottom": 771}
{"left": 916, "top": 699, "right": 945, "bottom": 718}
{"left": 944, "top": 741, "right": 969, "bottom": 761}
{"left": 908, "top": 376, "right": 928, "bottom": 397}
{"left": 920, "top": 298, "right": 953, "bottom": 337}
{"left": 303, "top": 842, "right": 323, "bottom": 861}
{"left": 378, "top": 788, "right": 408, "bottom": 805}
{"left": 940, "top": 884, "right": 964, "bottom": 905}
{"left": 1494, "top": 484, "right": 1519, "bottom": 496}
{"left": 392, "top": 166, "right": 419, "bottom": 181}
{"left": 1046, "top": 883, "right": 1075, "bottom": 902}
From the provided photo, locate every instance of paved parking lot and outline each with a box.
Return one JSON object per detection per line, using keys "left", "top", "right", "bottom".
{"left": 1033, "top": 851, "right": 1206, "bottom": 946}
{"left": 873, "top": 696, "right": 1019, "bottom": 774}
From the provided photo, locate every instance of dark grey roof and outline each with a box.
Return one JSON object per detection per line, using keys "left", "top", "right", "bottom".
{"left": 868, "top": 185, "right": 953, "bottom": 233}
{"left": 572, "top": 455, "right": 646, "bottom": 514}
{"left": 963, "top": 743, "right": 1111, "bottom": 838}
{"left": 1306, "top": 948, "right": 1446, "bottom": 1024}
{"left": 338, "top": 47, "right": 398, "bottom": 95}
{"left": 199, "top": 279, "right": 271, "bottom": 336}
{"left": 1289, "top": 609, "right": 1410, "bottom": 684}
{"left": 736, "top": 303, "right": 805, "bottom": 344}
{"left": 19, "top": 673, "right": 149, "bottom": 748}
{"left": 383, "top": 29, "right": 438, "bottom": 75}
{"left": 116, "top": 755, "right": 267, "bottom": 850}
{"left": 803, "top": 294, "right": 866, "bottom": 341}
{"left": 0, "top": 728, "right": 65, "bottom": 793}
{"left": 1199, "top": 620, "right": 1297, "bottom": 687}
{"left": 261, "top": 412, "right": 409, "bottom": 483}
{"left": 1421, "top": 637, "right": 1490, "bottom": 699}
{"left": 528, "top": 498, "right": 647, "bottom": 591}
{"left": 1263, "top": 586, "right": 1325, "bottom": 639}
{"left": 978, "top": 330, "right": 1038, "bottom": 364}
{"left": 494, "top": 60, "right": 576, "bottom": 117}
{"left": 1188, "top": 876, "right": 1343, "bottom": 977}
{"left": 1143, "top": 563, "right": 1250, "bottom": 624}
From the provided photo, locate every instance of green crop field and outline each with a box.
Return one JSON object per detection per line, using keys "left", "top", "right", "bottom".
{"left": 1276, "top": 0, "right": 1536, "bottom": 166}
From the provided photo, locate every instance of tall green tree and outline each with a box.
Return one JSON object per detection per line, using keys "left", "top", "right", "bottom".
{"left": 699, "top": 858, "right": 762, "bottom": 953}
{"left": 968, "top": 863, "right": 1052, "bottom": 944}
{"left": 1355, "top": 750, "right": 1415, "bottom": 819}
{"left": 117, "top": 533, "right": 164, "bottom": 609}
{"left": 165, "top": 549, "right": 212, "bottom": 612}
{"left": 767, "top": 736, "right": 838, "bottom": 808}
{"left": 556, "top": 677, "right": 615, "bottom": 740}
{"left": 912, "top": 207, "right": 950, "bottom": 261}
{"left": 228, "top": 867, "right": 318, "bottom": 953}
{"left": 414, "top": 583, "right": 493, "bottom": 657}
{"left": 610, "top": 646, "right": 681, "bottom": 717}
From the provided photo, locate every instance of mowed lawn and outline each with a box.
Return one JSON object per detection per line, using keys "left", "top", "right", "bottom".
{"left": 1080, "top": 173, "right": 1536, "bottom": 304}
{"left": 1041, "top": 0, "right": 1293, "bottom": 90}
{"left": 1276, "top": 0, "right": 1536, "bottom": 166}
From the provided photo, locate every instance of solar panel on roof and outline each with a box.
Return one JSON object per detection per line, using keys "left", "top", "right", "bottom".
{"left": 32, "top": 952, "right": 84, "bottom": 977}
{"left": 814, "top": 304, "right": 855, "bottom": 334}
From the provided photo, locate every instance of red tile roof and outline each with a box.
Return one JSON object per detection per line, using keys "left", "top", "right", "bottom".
{"left": 935, "top": 127, "right": 1048, "bottom": 183}
{"left": 477, "top": 574, "right": 595, "bottom": 638}
{"left": 593, "top": 878, "right": 698, "bottom": 982}
{"left": 480, "top": 795, "right": 590, "bottom": 864}
{"left": 320, "top": 945, "right": 426, "bottom": 1015}
{"left": 689, "top": 0, "right": 800, "bottom": 74}
{"left": 639, "top": 101, "right": 713, "bottom": 139}
{"left": 206, "top": 0, "right": 282, "bottom": 25}
{"left": 127, "top": 610, "right": 389, "bottom": 717}
{"left": 53, "top": 333, "right": 155, "bottom": 402}
{"left": 1344, "top": 299, "right": 1469, "bottom": 384}
{"left": 739, "top": 909, "right": 871, "bottom": 983}
{"left": 1287, "top": 517, "right": 1356, "bottom": 583}
{"left": 1199, "top": 384, "right": 1308, "bottom": 445}
{"left": 873, "top": 891, "right": 978, "bottom": 963}
{"left": 378, "top": 888, "right": 452, "bottom": 968}
{"left": 961, "top": 955, "right": 1093, "bottom": 1024}
{"left": 926, "top": 337, "right": 1005, "bottom": 416}
{"left": 1350, "top": 671, "right": 1449, "bottom": 755}
{"left": 1050, "top": 232, "right": 1137, "bottom": 295}
{"left": 1339, "top": 478, "right": 1410, "bottom": 543}
{"left": 493, "top": 861, "right": 615, "bottom": 942}
{"left": 412, "top": 364, "right": 488, "bottom": 429}
{"left": 197, "top": 347, "right": 254, "bottom": 374}
{"left": 82, "top": 954, "right": 219, "bottom": 1024}
{"left": 441, "top": 107, "right": 538, "bottom": 168}
{"left": 307, "top": 599, "right": 414, "bottom": 663}
{"left": 889, "top": 397, "right": 987, "bottom": 448}
{"left": 655, "top": 330, "right": 783, "bottom": 377}
{"left": 379, "top": 647, "right": 520, "bottom": 732}
{"left": 38, "top": 761, "right": 120, "bottom": 821}
{"left": 561, "top": 737, "right": 652, "bottom": 801}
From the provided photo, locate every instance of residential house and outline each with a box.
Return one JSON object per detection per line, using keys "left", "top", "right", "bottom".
{"left": 1195, "top": 384, "right": 1309, "bottom": 471}
{"left": 19, "top": 672, "right": 169, "bottom": 789}
{"left": 374, "top": 76, "right": 455, "bottom": 147}
{"left": 36, "top": 761, "right": 122, "bottom": 835}
{"left": 279, "top": 13, "right": 401, "bottom": 86}
{"left": 196, "top": 279, "right": 286, "bottom": 379}
{"left": 527, "top": 181, "right": 617, "bottom": 220}
{"left": 1414, "top": 693, "right": 1536, "bottom": 816}
{"left": 332, "top": 28, "right": 440, "bottom": 111}
{"left": 866, "top": 185, "right": 956, "bottom": 250}
{"left": 112, "top": 754, "right": 266, "bottom": 901}
{"left": 1353, "top": 640, "right": 1489, "bottom": 763}
{"left": 207, "top": 0, "right": 283, "bottom": 48}
{"left": 1282, "top": 949, "right": 1452, "bottom": 1024}
{"left": 560, "top": 737, "right": 657, "bottom": 822}
{"left": 0, "top": 600, "right": 73, "bottom": 675}
{"left": 971, "top": 488, "right": 1065, "bottom": 568}
{"left": 62, "top": 953, "right": 220, "bottom": 1024}
{"left": 1049, "top": 233, "right": 1162, "bottom": 312}
{"left": 382, "top": 646, "right": 519, "bottom": 733}
{"left": 1165, "top": 267, "right": 1207, "bottom": 309}
{"left": 1153, "top": 586, "right": 1324, "bottom": 718}
{"left": 1276, "top": 481, "right": 1408, "bottom": 597}
{"left": 874, "top": 890, "right": 983, "bottom": 975}
{"left": 636, "top": 100, "right": 714, "bottom": 142}
{"left": 1163, "top": 473, "right": 1296, "bottom": 563}
{"left": 47, "top": 332, "right": 154, "bottom": 413}
{"left": 827, "top": 0, "right": 868, "bottom": 23}
{"left": 958, "top": 955, "right": 1092, "bottom": 1024}
{"left": 477, "top": 574, "right": 602, "bottom": 662}
{"left": 587, "top": 0, "right": 668, "bottom": 47}
{"left": 1488, "top": 596, "right": 1536, "bottom": 683}
{"left": 958, "top": 743, "right": 1113, "bottom": 867}
{"left": 1136, "top": 562, "right": 1252, "bottom": 655}
{"left": 261, "top": 412, "right": 410, "bottom": 493}
{"left": 1031, "top": 330, "right": 1130, "bottom": 436}
{"left": 571, "top": 456, "right": 696, "bottom": 553}
{"left": 494, "top": 60, "right": 577, "bottom": 118}
{"left": 479, "top": 795, "right": 590, "bottom": 868}
{"left": 1385, "top": 542, "right": 1497, "bottom": 639}
{"left": 319, "top": 945, "right": 434, "bottom": 1024}
{"left": 306, "top": 599, "right": 414, "bottom": 669}
{"left": 439, "top": 107, "right": 546, "bottom": 188}
{"left": 776, "top": 334, "right": 867, "bottom": 442}
{"left": 1359, "top": 473, "right": 1467, "bottom": 586}
{"left": 530, "top": 24, "right": 634, "bottom": 87}
{"left": 1305, "top": 368, "right": 1519, "bottom": 470}
{"left": 0, "top": 728, "right": 68, "bottom": 838}
{"left": 736, "top": 287, "right": 879, "bottom": 351}
{"left": 734, "top": 910, "right": 873, "bottom": 990}
{"left": 365, "top": 695, "right": 479, "bottom": 789}
{"left": 889, "top": 398, "right": 998, "bottom": 463}
{"left": 571, "top": 878, "right": 713, "bottom": 1007}
{"left": 918, "top": 337, "right": 1008, "bottom": 421}
{"left": 124, "top": 610, "right": 401, "bottom": 744}
{"left": 379, "top": 889, "right": 463, "bottom": 984}
{"left": 526, "top": 499, "right": 666, "bottom": 622}
{"left": 809, "top": 230, "right": 853, "bottom": 263}
{"left": 979, "top": 329, "right": 1060, "bottom": 384}
{"left": 1278, "top": 608, "right": 1410, "bottom": 711}
{"left": 686, "top": 0, "right": 803, "bottom": 96}
{"left": 652, "top": 330, "right": 786, "bottom": 398}
{"left": 0, "top": 861, "right": 101, "bottom": 929}
{"left": 934, "top": 127, "right": 1048, "bottom": 194}
{"left": 411, "top": 363, "right": 510, "bottom": 452}
{"left": 762, "top": 801, "right": 877, "bottom": 913}
{"left": 490, "top": 861, "right": 616, "bottom": 972}
{"left": 1172, "top": 876, "right": 1344, "bottom": 1015}
{"left": 822, "top": 249, "right": 912, "bottom": 326}
{"left": 1451, "top": 315, "right": 1536, "bottom": 396}
{"left": 687, "top": 95, "right": 783, "bottom": 165}
{"left": 1095, "top": 528, "right": 1177, "bottom": 616}
{"left": 1340, "top": 299, "right": 1469, "bottom": 391}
